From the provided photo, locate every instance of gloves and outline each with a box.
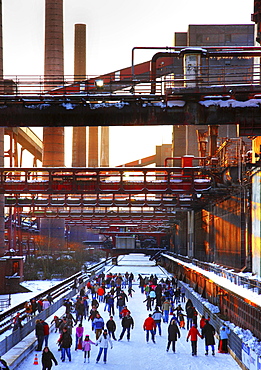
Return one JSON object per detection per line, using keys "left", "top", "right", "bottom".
{"left": 186, "top": 338, "right": 188, "bottom": 342}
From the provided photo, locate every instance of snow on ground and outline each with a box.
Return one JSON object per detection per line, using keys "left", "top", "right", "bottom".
{"left": 1, "top": 280, "right": 62, "bottom": 310}
{"left": 13, "top": 254, "right": 240, "bottom": 370}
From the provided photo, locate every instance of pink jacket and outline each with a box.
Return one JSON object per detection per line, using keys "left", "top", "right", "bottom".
{"left": 76, "top": 326, "right": 84, "bottom": 338}
{"left": 82, "top": 339, "right": 96, "bottom": 351}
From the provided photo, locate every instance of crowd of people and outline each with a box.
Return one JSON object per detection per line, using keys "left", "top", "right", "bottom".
{"left": 10, "top": 271, "right": 230, "bottom": 367}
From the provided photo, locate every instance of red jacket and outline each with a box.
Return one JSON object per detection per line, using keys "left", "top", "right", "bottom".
{"left": 97, "top": 287, "right": 105, "bottom": 296}
{"left": 42, "top": 321, "right": 50, "bottom": 336}
{"left": 143, "top": 316, "right": 156, "bottom": 331}
{"left": 120, "top": 308, "right": 130, "bottom": 317}
{"left": 187, "top": 326, "right": 202, "bottom": 341}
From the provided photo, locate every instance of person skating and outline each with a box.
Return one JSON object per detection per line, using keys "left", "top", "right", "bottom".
{"left": 82, "top": 335, "right": 96, "bottom": 363}
{"left": 58, "top": 327, "right": 72, "bottom": 362}
{"left": 35, "top": 319, "right": 44, "bottom": 351}
{"left": 186, "top": 323, "right": 202, "bottom": 356}
{"left": 96, "top": 329, "right": 113, "bottom": 364}
{"left": 152, "top": 306, "right": 163, "bottom": 336}
{"left": 92, "top": 313, "right": 104, "bottom": 340}
{"left": 106, "top": 316, "right": 117, "bottom": 340}
{"left": 75, "top": 322, "right": 84, "bottom": 350}
{"left": 166, "top": 318, "right": 181, "bottom": 353}
{"left": 118, "top": 312, "right": 134, "bottom": 341}
{"left": 218, "top": 325, "right": 230, "bottom": 353}
{"left": 50, "top": 315, "right": 62, "bottom": 333}
{"left": 202, "top": 320, "right": 216, "bottom": 356}
{"left": 41, "top": 346, "right": 58, "bottom": 370}
{"left": 161, "top": 298, "right": 172, "bottom": 323}
{"left": 143, "top": 314, "right": 156, "bottom": 343}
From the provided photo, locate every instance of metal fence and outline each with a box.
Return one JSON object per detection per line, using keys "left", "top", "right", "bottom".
{"left": 179, "top": 281, "right": 243, "bottom": 363}
{"left": 167, "top": 252, "right": 261, "bottom": 295}
{"left": 0, "top": 258, "right": 109, "bottom": 357}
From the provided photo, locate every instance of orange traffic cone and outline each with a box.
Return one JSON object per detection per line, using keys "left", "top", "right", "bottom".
{"left": 33, "top": 353, "right": 39, "bottom": 365}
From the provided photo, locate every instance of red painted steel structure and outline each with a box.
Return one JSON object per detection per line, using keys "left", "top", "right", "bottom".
{"left": 0, "top": 167, "right": 211, "bottom": 195}
{"left": 50, "top": 47, "right": 261, "bottom": 95}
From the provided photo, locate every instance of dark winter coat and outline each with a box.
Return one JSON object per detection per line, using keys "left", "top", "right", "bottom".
{"left": 121, "top": 315, "right": 134, "bottom": 329}
{"left": 106, "top": 319, "right": 116, "bottom": 332}
{"left": 41, "top": 349, "right": 58, "bottom": 367}
{"left": 35, "top": 321, "right": 44, "bottom": 336}
{"left": 186, "top": 305, "right": 196, "bottom": 319}
{"left": 117, "top": 296, "right": 126, "bottom": 307}
{"left": 202, "top": 321, "right": 215, "bottom": 345}
{"left": 185, "top": 299, "right": 193, "bottom": 312}
{"left": 58, "top": 331, "right": 72, "bottom": 348}
{"left": 168, "top": 321, "right": 181, "bottom": 341}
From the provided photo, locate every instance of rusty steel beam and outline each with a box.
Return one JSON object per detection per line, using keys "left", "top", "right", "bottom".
{"left": 0, "top": 93, "right": 261, "bottom": 135}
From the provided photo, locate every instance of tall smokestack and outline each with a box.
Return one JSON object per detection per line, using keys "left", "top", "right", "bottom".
{"left": 0, "top": 0, "right": 5, "bottom": 256}
{"left": 44, "top": 0, "right": 64, "bottom": 79}
{"left": 41, "top": 0, "right": 65, "bottom": 250}
{"left": 72, "top": 24, "right": 86, "bottom": 167}
{"left": 43, "top": 0, "right": 64, "bottom": 167}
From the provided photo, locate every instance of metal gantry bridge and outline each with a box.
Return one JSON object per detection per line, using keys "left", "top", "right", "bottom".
{"left": 1, "top": 47, "right": 261, "bottom": 134}
{"left": 1, "top": 45, "right": 259, "bottom": 240}
{"left": 1, "top": 166, "right": 220, "bottom": 229}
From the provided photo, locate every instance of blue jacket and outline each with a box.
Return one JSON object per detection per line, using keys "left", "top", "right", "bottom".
{"left": 93, "top": 317, "right": 104, "bottom": 330}
{"left": 219, "top": 326, "right": 230, "bottom": 340}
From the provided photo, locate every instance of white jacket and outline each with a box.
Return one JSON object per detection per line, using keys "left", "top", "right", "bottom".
{"left": 96, "top": 334, "right": 113, "bottom": 349}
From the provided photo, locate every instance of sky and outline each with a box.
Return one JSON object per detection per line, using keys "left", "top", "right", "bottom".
{"left": 10, "top": 254, "right": 242, "bottom": 370}
{"left": 1, "top": 0, "right": 255, "bottom": 166}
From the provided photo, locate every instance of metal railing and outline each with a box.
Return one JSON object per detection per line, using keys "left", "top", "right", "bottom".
{"left": 179, "top": 281, "right": 244, "bottom": 363}
{"left": 0, "top": 258, "right": 110, "bottom": 356}
{"left": 0, "top": 56, "right": 259, "bottom": 98}
{"left": 167, "top": 252, "right": 261, "bottom": 294}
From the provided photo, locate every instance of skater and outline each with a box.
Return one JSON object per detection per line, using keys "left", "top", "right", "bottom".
{"left": 143, "top": 314, "right": 156, "bottom": 343}
{"left": 35, "top": 319, "right": 44, "bottom": 351}
{"left": 75, "top": 323, "right": 84, "bottom": 350}
{"left": 128, "top": 286, "right": 135, "bottom": 297}
{"left": 41, "top": 347, "right": 58, "bottom": 370}
{"left": 96, "top": 329, "right": 113, "bottom": 364}
{"left": 58, "top": 327, "right": 72, "bottom": 362}
{"left": 161, "top": 298, "right": 172, "bottom": 323}
{"left": 152, "top": 306, "right": 163, "bottom": 336}
{"left": 51, "top": 315, "right": 62, "bottom": 333}
{"left": 92, "top": 313, "right": 104, "bottom": 340}
{"left": 178, "top": 312, "right": 186, "bottom": 329}
{"left": 82, "top": 335, "right": 96, "bottom": 363}
{"left": 118, "top": 312, "right": 134, "bottom": 341}
{"left": 166, "top": 318, "right": 180, "bottom": 353}
{"left": 202, "top": 320, "right": 216, "bottom": 356}
{"left": 218, "top": 325, "right": 230, "bottom": 353}
{"left": 106, "top": 316, "right": 117, "bottom": 341}
{"left": 186, "top": 323, "right": 202, "bottom": 356}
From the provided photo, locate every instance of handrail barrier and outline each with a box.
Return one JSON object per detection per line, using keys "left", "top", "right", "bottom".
{"left": 166, "top": 252, "right": 261, "bottom": 293}
{"left": 0, "top": 257, "right": 111, "bottom": 356}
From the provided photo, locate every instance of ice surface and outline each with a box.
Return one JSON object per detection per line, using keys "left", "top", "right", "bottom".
{"left": 10, "top": 254, "right": 240, "bottom": 370}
